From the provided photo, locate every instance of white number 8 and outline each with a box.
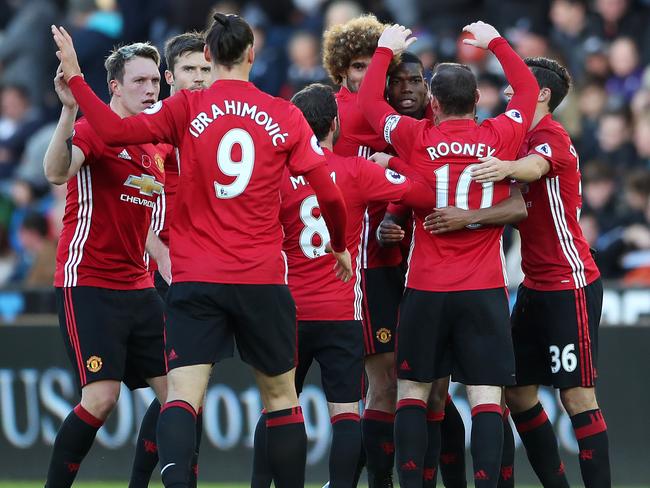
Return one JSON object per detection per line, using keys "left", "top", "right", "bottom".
{"left": 549, "top": 344, "right": 577, "bottom": 373}
{"left": 214, "top": 128, "right": 255, "bottom": 199}
{"left": 299, "top": 195, "right": 330, "bottom": 258}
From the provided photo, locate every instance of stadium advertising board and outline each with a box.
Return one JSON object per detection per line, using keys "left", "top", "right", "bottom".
{"left": 0, "top": 326, "right": 648, "bottom": 484}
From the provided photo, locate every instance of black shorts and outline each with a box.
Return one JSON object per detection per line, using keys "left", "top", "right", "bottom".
{"left": 295, "top": 320, "right": 364, "bottom": 403}
{"left": 361, "top": 266, "right": 404, "bottom": 356}
{"left": 56, "top": 286, "right": 166, "bottom": 391}
{"left": 396, "top": 287, "right": 515, "bottom": 385}
{"left": 153, "top": 270, "right": 169, "bottom": 300}
{"left": 511, "top": 279, "right": 603, "bottom": 389}
{"left": 164, "top": 282, "right": 296, "bottom": 376}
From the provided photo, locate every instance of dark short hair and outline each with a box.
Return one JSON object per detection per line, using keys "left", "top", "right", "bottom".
{"left": 291, "top": 83, "right": 337, "bottom": 141}
{"left": 164, "top": 32, "right": 205, "bottom": 73}
{"left": 430, "top": 63, "right": 477, "bottom": 116}
{"left": 525, "top": 57, "right": 571, "bottom": 112}
{"left": 388, "top": 52, "right": 424, "bottom": 79}
{"left": 205, "top": 12, "right": 254, "bottom": 69}
{"left": 105, "top": 42, "right": 160, "bottom": 92}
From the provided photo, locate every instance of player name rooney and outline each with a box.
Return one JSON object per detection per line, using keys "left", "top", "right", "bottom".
{"left": 426, "top": 141, "right": 496, "bottom": 161}
{"left": 189, "top": 100, "right": 288, "bottom": 146}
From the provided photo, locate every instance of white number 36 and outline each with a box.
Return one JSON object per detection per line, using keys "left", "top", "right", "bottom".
{"left": 549, "top": 344, "right": 577, "bottom": 373}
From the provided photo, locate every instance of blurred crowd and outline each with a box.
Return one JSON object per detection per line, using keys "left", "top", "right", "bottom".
{"left": 0, "top": 0, "right": 649, "bottom": 287}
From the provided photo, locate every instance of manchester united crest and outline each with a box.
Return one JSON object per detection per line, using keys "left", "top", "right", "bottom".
{"left": 154, "top": 153, "right": 165, "bottom": 173}
{"left": 376, "top": 328, "right": 392, "bottom": 344}
{"left": 86, "top": 355, "right": 103, "bottom": 373}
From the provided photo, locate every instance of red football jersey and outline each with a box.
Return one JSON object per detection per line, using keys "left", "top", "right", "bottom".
{"left": 280, "top": 148, "right": 427, "bottom": 320}
{"left": 69, "top": 79, "right": 334, "bottom": 284}
{"left": 358, "top": 40, "right": 538, "bottom": 291}
{"left": 517, "top": 114, "right": 600, "bottom": 290}
{"left": 334, "top": 86, "right": 401, "bottom": 269}
{"left": 147, "top": 148, "right": 179, "bottom": 273}
{"left": 55, "top": 117, "right": 167, "bottom": 289}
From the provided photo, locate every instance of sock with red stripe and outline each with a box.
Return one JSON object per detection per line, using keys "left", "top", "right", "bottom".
{"left": 362, "top": 409, "right": 395, "bottom": 488}
{"left": 45, "top": 404, "right": 104, "bottom": 488}
{"left": 129, "top": 399, "right": 161, "bottom": 488}
{"left": 157, "top": 400, "right": 197, "bottom": 488}
{"left": 251, "top": 412, "right": 272, "bottom": 488}
{"left": 189, "top": 409, "right": 203, "bottom": 488}
{"left": 423, "top": 410, "right": 443, "bottom": 487}
{"left": 395, "top": 399, "right": 427, "bottom": 488}
{"left": 266, "top": 406, "right": 306, "bottom": 488}
{"left": 330, "top": 413, "right": 362, "bottom": 487}
{"left": 471, "top": 404, "right": 503, "bottom": 488}
{"left": 512, "top": 402, "right": 568, "bottom": 488}
{"left": 497, "top": 409, "right": 514, "bottom": 488}
{"left": 440, "top": 396, "right": 467, "bottom": 488}
{"left": 570, "top": 409, "right": 610, "bottom": 488}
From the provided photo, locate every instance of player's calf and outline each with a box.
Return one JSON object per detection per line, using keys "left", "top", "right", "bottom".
{"left": 467, "top": 386, "right": 504, "bottom": 488}
{"left": 329, "top": 402, "right": 362, "bottom": 488}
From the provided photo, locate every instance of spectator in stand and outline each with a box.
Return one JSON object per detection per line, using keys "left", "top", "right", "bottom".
{"left": 576, "top": 79, "right": 608, "bottom": 161}
{"left": 17, "top": 210, "right": 56, "bottom": 286}
{"left": 595, "top": 109, "right": 638, "bottom": 174}
{"left": 581, "top": 161, "right": 622, "bottom": 234}
{"left": 324, "top": 0, "right": 364, "bottom": 30}
{"left": 606, "top": 36, "right": 644, "bottom": 103}
{"left": 548, "top": 0, "right": 599, "bottom": 83}
{"left": 285, "top": 31, "right": 330, "bottom": 96}
{"left": 247, "top": 8, "right": 285, "bottom": 96}
{"left": 0, "top": 84, "right": 44, "bottom": 181}
{"left": 476, "top": 73, "right": 506, "bottom": 121}
{"left": 633, "top": 113, "right": 650, "bottom": 168}
{"left": 591, "top": 0, "right": 646, "bottom": 43}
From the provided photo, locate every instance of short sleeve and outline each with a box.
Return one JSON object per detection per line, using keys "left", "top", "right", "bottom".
{"left": 525, "top": 127, "right": 573, "bottom": 176}
{"left": 355, "top": 157, "right": 412, "bottom": 204}
{"left": 72, "top": 119, "right": 104, "bottom": 162}
{"left": 285, "top": 106, "right": 327, "bottom": 176}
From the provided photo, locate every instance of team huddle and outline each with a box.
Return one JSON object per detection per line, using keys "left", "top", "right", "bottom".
{"left": 43, "top": 10, "right": 610, "bottom": 488}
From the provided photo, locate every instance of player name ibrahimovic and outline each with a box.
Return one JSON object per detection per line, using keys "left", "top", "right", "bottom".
{"left": 189, "top": 100, "right": 289, "bottom": 146}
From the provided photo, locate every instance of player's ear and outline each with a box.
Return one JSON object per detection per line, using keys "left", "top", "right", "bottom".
{"left": 203, "top": 44, "right": 211, "bottom": 63}
{"left": 475, "top": 88, "right": 481, "bottom": 105}
{"left": 164, "top": 70, "right": 174, "bottom": 87}
{"left": 539, "top": 87, "right": 551, "bottom": 104}
{"left": 247, "top": 45, "right": 255, "bottom": 65}
{"left": 330, "top": 116, "right": 338, "bottom": 134}
{"left": 109, "top": 79, "right": 119, "bottom": 97}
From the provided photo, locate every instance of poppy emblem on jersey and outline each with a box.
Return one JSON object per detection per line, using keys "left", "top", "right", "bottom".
{"left": 505, "top": 109, "right": 523, "bottom": 123}
{"left": 154, "top": 153, "right": 165, "bottom": 173}
{"left": 86, "top": 355, "right": 103, "bottom": 373}
{"left": 535, "top": 143, "right": 552, "bottom": 156}
{"left": 144, "top": 100, "right": 163, "bottom": 115}
{"left": 310, "top": 135, "right": 324, "bottom": 156}
{"left": 124, "top": 174, "right": 164, "bottom": 196}
{"left": 376, "top": 328, "right": 392, "bottom": 344}
{"left": 383, "top": 114, "right": 401, "bottom": 144}
{"left": 385, "top": 169, "right": 406, "bottom": 185}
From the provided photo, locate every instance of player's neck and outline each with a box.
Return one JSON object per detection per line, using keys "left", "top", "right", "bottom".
{"left": 530, "top": 108, "right": 551, "bottom": 130}
{"left": 214, "top": 65, "right": 250, "bottom": 82}
{"left": 320, "top": 137, "right": 333, "bottom": 151}
{"left": 436, "top": 112, "right": 474, "bottom": 124}
{"left": 109, "top": 99, "right": 135, "bottom": 119}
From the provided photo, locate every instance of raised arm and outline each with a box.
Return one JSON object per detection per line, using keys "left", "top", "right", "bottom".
{"left": 44, "top": 65, "right": 86, "bottom": 184}
{"left": 52, "top": 25, "right": 178, "bottom": 146}
{"left": 462, "top": 21, "right": 538, "bottom": 126}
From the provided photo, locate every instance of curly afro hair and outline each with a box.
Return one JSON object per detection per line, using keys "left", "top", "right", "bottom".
{"left": 322, "top": 15, "right": 387, "bottom": 85}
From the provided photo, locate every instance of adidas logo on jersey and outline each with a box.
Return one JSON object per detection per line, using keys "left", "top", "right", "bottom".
{"left": 401, "top": 460, "right": 418, "bottom": 471}
{"left": 118, "top": 149, "right": 132, "bottom": 160}
{"left": 399, "top": 360, "right": 411, "bottom": 371}
{"left": 167, "top": 349, "right": 178, "bottom": 361}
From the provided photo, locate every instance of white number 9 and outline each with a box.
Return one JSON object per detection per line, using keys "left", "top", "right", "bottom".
{"left": 214, "top": 128, "right": 255, "bottom": 199}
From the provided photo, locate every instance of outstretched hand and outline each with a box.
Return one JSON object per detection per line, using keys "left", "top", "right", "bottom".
{"left": 378, "top": 24, "right": 417, "bottom": 56}
{"left": 51, "top": 25, "right": 82, "bottom": 82}
{"left": 462, "top": 21, "right": 501, "bottom": 50}
{"left": 53, "top": 64, "right": 77, "bottom": 109}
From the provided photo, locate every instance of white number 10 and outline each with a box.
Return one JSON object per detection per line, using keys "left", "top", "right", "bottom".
{"left": 433, "top": 164, "right": 494, "bottom": 209}
{"left": 214, "top": 128, "right": 255, "bottom": 199}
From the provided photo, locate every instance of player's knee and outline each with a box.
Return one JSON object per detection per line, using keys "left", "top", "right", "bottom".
{"left": 504, "top": 385, "right": 539, "bottom": 413}
{"left": 560, "top": 387, "right": 598, "bottom": 416}
{"left": 81, "top": 383, "right": 120, "bottom": 419}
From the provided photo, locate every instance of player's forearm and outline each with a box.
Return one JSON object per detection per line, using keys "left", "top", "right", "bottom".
{"left": 388, "top": 156, "right": 427, "bottom": 182}
{"left": 68, "top": 75, "right": 154, "bottom": 145}
{"left": 43, "top": 106, "right": 78, "bottom": 185}
{"left": 470, "top": 187, "right": 527, "bottom": 225}
{"left": 508, "top": 154, "right": 549, "bottom": 182}
{"left": 358, "top": 47, "right": 396, "bottom": 135}
{"left": 489, "top": 37, "right": 538, "bottom": 124}
{"left": 304, "top": 165, "right": 348, "bottom": 253}
{"left": 400, "top": 180, "right": 436, "bottom": 210}
{"left": 145, "top": 228, "right": 168, "bottom": 263}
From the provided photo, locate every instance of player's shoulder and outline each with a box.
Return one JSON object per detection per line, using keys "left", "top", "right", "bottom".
{"left": 72, "top": 116, "right": 104, "bottom": 146}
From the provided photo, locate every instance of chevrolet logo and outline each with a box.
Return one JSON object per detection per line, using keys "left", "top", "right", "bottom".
{"left": 123, "top": 174, "right": 164, "bottom": 196}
